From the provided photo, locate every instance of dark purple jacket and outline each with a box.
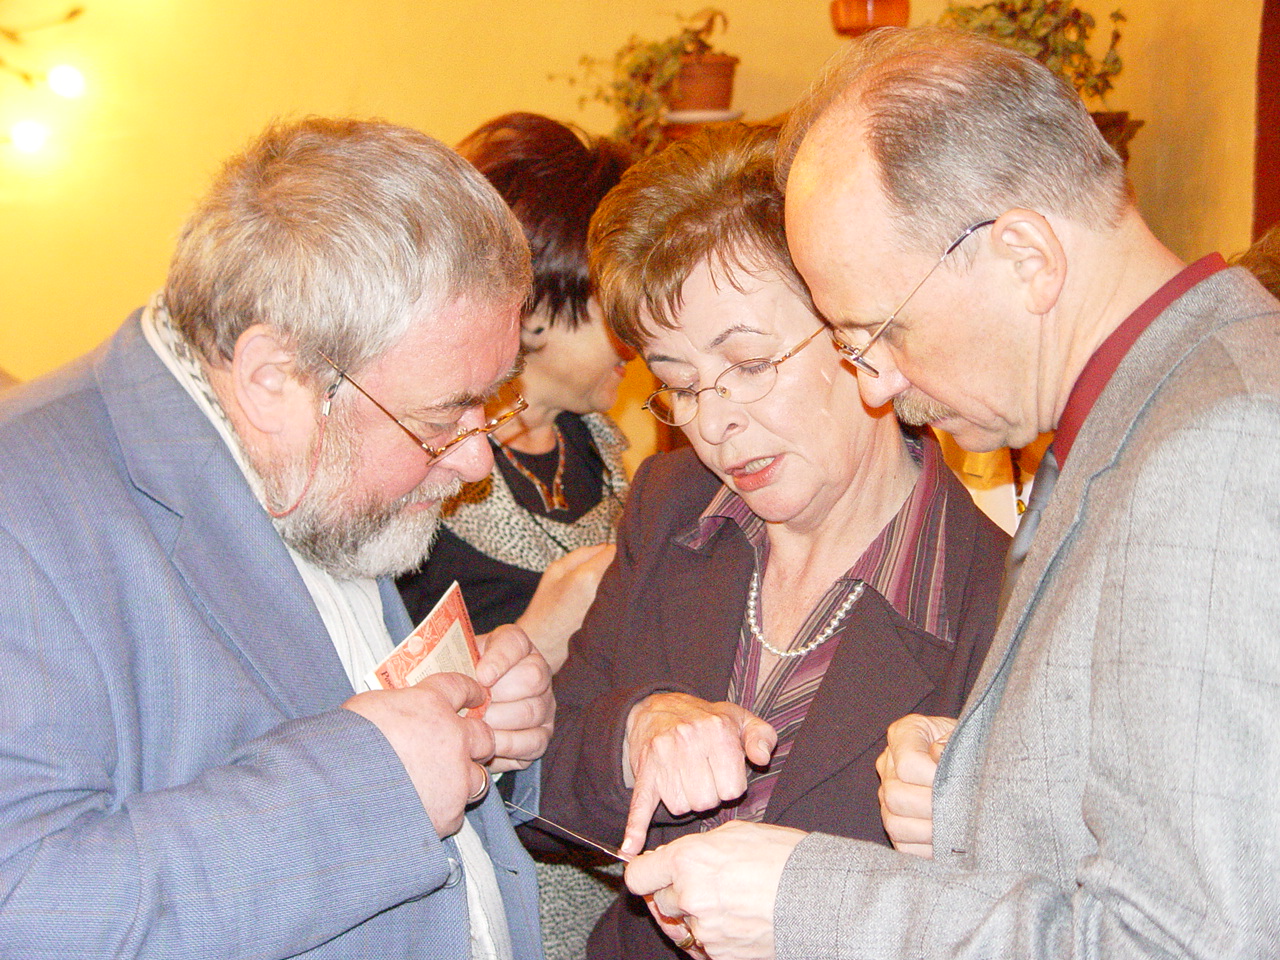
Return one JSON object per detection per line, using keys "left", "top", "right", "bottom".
{"left": 540, "top": 445, "right": 1008, "bottom": 960}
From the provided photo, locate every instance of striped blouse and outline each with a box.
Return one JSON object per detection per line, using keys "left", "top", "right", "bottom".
{"left": 674, "top": 433, "right": 952, "bottom": 825}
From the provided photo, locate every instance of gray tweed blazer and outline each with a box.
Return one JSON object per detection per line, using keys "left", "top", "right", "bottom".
{"left": 776, "top": 266, "right": 1280, "bottom": 958}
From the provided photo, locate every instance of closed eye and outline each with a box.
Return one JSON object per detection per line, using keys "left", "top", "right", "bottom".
{"left": 734, "top": 359, "right": 775, "bottom": 376}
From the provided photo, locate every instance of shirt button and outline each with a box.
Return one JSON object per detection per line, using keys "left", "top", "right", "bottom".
{"left": 444, "top": 857, "right": 462, "bottom": 887}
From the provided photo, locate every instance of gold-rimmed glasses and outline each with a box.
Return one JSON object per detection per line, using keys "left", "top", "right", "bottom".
{"left": 316, "top": 351, "right": 527, "bottom": 463}
{"left": 643, "top": 325, "right": 826, "bottom": 427}
{"left": 832, "top": 218, "right": 997, "bottom": 378}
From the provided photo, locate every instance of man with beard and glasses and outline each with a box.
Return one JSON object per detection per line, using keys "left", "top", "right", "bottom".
{"left": 0, "top": 117, "right": 554, "bottom": 960}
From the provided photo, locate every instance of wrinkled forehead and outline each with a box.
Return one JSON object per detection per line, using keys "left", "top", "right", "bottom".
{"left": 641, "top": 259, "right": 817, "bottom": 366}
{"left": 367, "top": 294, "right": 522, "bottom": 403}
{"left": 630, "top": 247, "right": 799, "bottom": 349}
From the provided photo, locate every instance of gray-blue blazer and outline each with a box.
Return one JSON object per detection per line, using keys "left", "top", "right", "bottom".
{"left": 0, "top": 313, "right": 545, "bottom": 959}
{"left": 774, "top": 266, "right": 1280, "bottom": 958}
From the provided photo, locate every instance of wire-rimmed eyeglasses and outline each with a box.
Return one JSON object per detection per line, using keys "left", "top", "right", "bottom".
{"left": 317, "top": 350, "right": 527, "bottom": 463}
{"left": 643, "top": 326, "right": 825, "bottom": 427}
{"left": 832, "top": 218, "right": 997, "bottom": 378}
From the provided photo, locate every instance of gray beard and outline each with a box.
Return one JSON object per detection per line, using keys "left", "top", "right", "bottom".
{"left": 262, "top": 417, "right": 461, "bottom": 580}
{"left": 278, "top": 483, "right": 457, "bottom": 580}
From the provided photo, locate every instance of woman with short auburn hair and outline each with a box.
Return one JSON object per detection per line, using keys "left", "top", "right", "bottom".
{"left": 540, "top": 124, "right": 1009, "bottom": 960}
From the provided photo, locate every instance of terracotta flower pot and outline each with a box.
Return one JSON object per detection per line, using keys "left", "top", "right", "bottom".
{"left": 667, "top": 51, "right": 739, "bottom": 112}
{"left": 830, "top": 0, "right": 910, "bottom": 37}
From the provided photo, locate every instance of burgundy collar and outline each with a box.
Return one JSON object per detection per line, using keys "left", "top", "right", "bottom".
{"left": 1054, "top": 254, "right": 1227, "bottom": 465}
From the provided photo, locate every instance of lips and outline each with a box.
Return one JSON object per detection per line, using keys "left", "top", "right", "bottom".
{"left": 724, "top": 454, "right": 781, "bottom": 493}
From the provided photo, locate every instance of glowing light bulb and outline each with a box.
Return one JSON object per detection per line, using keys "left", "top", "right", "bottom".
{"left": 48, "top": 64, "right": 86, "bottom": 99}
{"left": 11, "top": 120, "right": 50, "bottom": 154}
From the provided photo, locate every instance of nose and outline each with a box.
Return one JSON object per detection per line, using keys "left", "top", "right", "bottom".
{"left": 431, "top": 428, "right": 495, "bottom": 484}
{"left": 855, "top": 349, "right": 910, "bottom": 410}
{"left": 691, "top": 387, "right": 747, "bottom": 446}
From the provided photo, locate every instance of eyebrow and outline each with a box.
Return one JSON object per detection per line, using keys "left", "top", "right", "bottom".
{"left": 834, "top": 317, "right": 875, "bottom": 330}
{"left": 644, "top": 323, "right": 771, "bottom": 367}
{"left": 407, "top": 355, "right": 526, "bottom": 417}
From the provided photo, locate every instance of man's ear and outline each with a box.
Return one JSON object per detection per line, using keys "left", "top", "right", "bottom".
{"left": 990, "top": 209, "right": 1067, "bottom": 316}
{"left": 229, "top": 324, "right": 316, "bottom": 437}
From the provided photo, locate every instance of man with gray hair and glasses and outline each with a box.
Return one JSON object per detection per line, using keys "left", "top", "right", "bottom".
{"left": 0, "top": 117, "right": 552, "bottom": 959}
{"left": 625, "top": 26, "right": 1280, "bottom": 960}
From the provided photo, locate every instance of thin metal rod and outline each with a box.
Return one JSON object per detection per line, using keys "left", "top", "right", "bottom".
{"left": 504, "top": 800, "right": 631, "bottom": 862}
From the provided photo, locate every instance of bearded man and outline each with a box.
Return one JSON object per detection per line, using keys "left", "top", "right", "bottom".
{"left": 0, "top": 117, "right": 552, "bottom": 959}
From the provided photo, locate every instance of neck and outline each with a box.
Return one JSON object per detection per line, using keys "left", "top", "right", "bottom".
{"left": 1042, "top": 210, "right": 1185, "bottom": 433}
{"left": 765, "top": 425, "right": 919, "bottom": 585}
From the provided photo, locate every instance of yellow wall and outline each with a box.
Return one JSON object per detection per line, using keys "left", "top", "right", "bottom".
{"left": 1108, "top": 0, "right": 1261, "bottom": 259}
{"left": 910, "top": 0, "right": 1262, "bottom": 258}
{"left": 0, "top": 0, "right": 1263, "bottom": 472}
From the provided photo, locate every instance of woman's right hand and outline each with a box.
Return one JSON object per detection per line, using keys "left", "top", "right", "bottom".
{"left": 620, "top": 692, "right": 777, "bottom": 856}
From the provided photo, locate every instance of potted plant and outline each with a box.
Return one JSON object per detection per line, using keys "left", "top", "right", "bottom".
{"left": 938, "top": 0, "right": 1143, "bottom": 162}
{"left": 571, "top": 8, "right": 739, "bottom": 155}
{"left": 831, "top": 0, "right": 909, "bottom": 37}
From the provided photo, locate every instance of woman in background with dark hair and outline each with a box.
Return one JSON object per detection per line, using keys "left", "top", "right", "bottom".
{"left": 397, "top": 113, "right": 633, "bottom": 672}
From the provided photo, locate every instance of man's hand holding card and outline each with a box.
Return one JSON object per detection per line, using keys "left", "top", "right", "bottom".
{"left": 343, "top": 670, "right": 493, "bottom": 839}
{"left": 368, "top": 582, "right": 554, "bottom": 773}
{"left": 366, "top": 583, "right": 489, "bottom": 712}
{"left": 475, "top": 620, "right": 554, "bottom": 773}
{"left": 347, "top": 584, "right": 554, "bottom": 835}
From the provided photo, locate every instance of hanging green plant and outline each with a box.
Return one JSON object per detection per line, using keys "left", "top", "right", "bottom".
{"left": 939, "top": 0, "right": 1125, "bottom": 104}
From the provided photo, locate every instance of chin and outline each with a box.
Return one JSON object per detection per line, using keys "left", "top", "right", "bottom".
{"left": 936, "top": 420, "right": 1012, "bottom": 454}
{"left": 580, "top": 387, "right": 621, "bottom": 415}
{"left": 278, "top": 476, "right": 460, "bottom": 581}
{"left": 734, "top": 489, "right": 804, "bottom": 526}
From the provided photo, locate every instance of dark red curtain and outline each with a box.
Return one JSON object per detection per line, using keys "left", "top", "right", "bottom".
{"left": 1255, "top": 0, "right": 1280, "bottom": 238}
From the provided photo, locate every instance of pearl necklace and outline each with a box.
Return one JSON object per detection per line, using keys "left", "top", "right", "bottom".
{"left": 746, "top": 566, "right": 864, "bottom": 659}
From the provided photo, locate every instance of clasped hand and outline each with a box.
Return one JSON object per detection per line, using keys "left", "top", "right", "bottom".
{"left": 618, "top": 711, "right": 956, "bottom": 959}
{"left": 875, "top": 713, "right": 956, "bottom": 858}
{"left": 626, "top": 820, "right": 806, "bottom": 960}
{"left": 345, "top": 623, "right": 553, "bottom": 838}
{"left": 620, "top": 692, "right": 777, "bottom": 856}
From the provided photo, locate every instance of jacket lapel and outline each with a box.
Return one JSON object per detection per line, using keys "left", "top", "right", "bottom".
{"left": 765, "top": 587, "right": 935, "bottom": 820}
{"left": 97, "top": 315, "right": 353, "bottom": 718}
{"left": 663, "top": 522, "right": 754, "bottom": 700}
{"left": 380, "top": 578, "right": 414, "bottom": 637}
